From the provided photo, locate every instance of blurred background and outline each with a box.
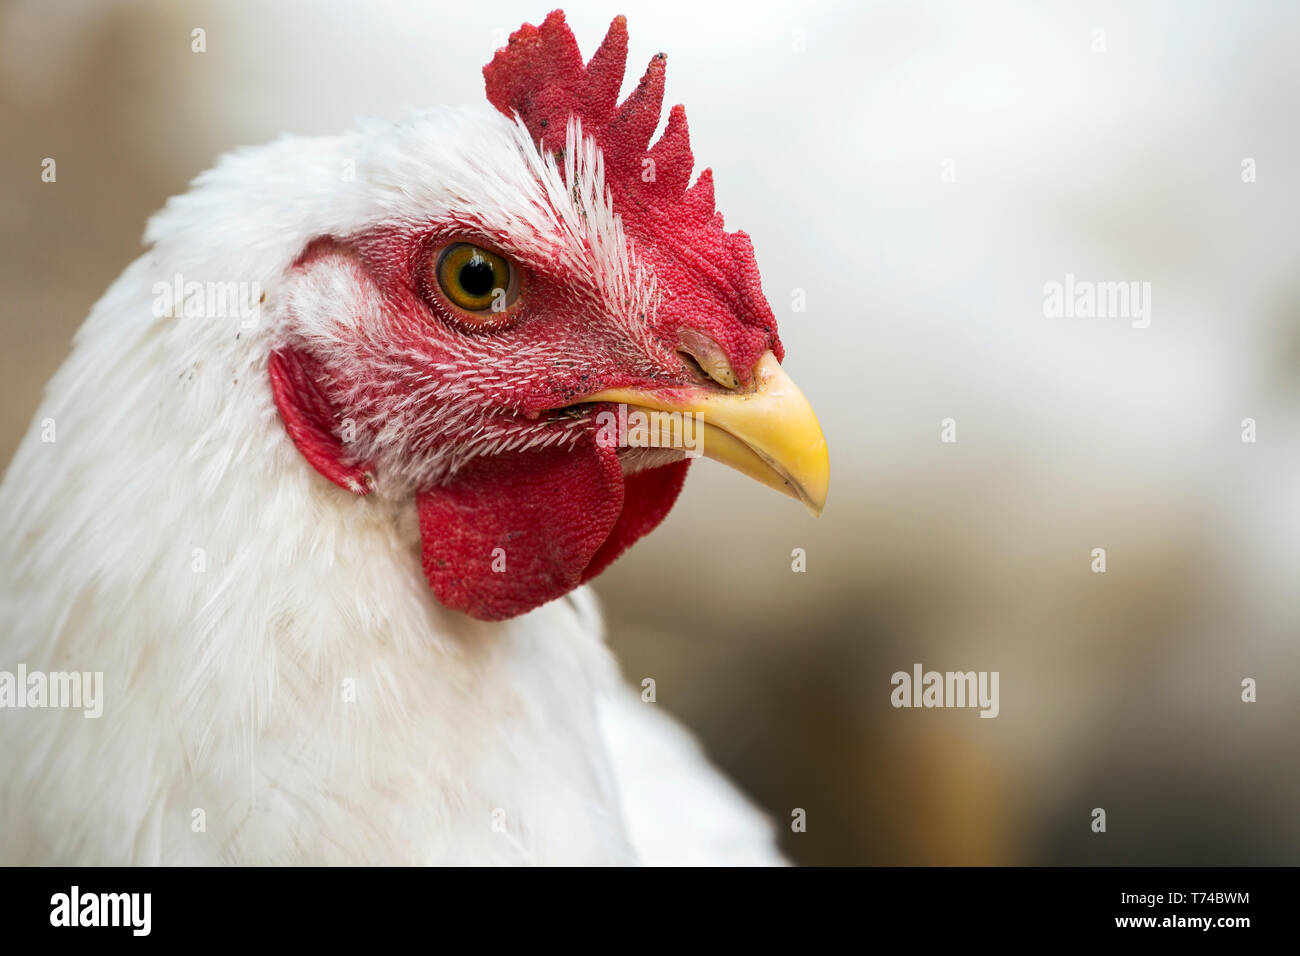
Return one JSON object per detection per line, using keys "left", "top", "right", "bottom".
{"left": 3, "top": 0, "right": 1298, "bottom": 864}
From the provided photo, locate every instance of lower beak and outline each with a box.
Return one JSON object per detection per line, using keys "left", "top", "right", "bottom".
{"left": 576, "top": 351, "right": 830, "bottom": 516}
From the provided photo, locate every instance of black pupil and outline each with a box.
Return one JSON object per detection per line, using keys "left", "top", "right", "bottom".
{"left": 459, "top": 256, "right": 496, "bottom": 298}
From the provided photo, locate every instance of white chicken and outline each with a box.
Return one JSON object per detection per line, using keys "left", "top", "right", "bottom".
{"left": 0, "top": 11, "right": 828, "bottom": 865}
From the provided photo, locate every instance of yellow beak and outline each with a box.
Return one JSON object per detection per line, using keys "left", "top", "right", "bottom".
{"left": 577, "top": 351, "right": 829, "bottom": 516}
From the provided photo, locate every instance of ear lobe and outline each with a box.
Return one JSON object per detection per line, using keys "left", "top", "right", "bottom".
{"left": 269, "top": 346, "right": 375, "bottom": 495}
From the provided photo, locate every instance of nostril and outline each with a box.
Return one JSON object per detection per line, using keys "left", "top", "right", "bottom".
{"left": 675, "top": 349, "right": 710, "bottom": 383}
{"left": 676, "top": 330, "right": 739, "bottom": 389}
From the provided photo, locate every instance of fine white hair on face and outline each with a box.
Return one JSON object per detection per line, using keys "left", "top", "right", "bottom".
{"left": 277, "top": 246, "right": 597, "bottom": 494}
{"left": 254, "top": 108, "right": 676, "bottom": 493}
{"left": 289, "top": 109, "right": 663, "bottom": 352}
{"left": 145, "top": 106, "right": 664, "bottom": 355}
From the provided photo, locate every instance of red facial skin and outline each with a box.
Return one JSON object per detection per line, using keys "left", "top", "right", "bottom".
{"left": 270, "top": 11, "right": 783, "bottom": 621}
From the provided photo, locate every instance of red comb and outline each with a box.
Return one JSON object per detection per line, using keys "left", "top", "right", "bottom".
{"left": 484, "top": 10, "right": 782, "bottom": 369}
{"left": 484, "top": 10, "right": 712, "bottom": 223}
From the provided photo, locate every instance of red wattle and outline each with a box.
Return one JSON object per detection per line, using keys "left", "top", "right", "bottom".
{"left": 417, "top": 435, "right": 690, "bottom": 621}
{"left": 582, "top": 458, "right": 689, "bottom": 583}
{"left": 417, "top": 434, "right": 624, "bottom": 621}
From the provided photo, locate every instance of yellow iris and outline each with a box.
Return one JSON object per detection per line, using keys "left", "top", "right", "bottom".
{"left": 435, "top": 243, "right": 512, "bottom": 313}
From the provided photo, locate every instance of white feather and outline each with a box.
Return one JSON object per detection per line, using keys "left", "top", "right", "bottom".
{"left": 0, "top": 105, "right": 780, "bottom": 864}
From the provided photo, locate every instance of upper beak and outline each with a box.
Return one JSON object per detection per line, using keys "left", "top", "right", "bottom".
{"left": 576, "top": 351, "right": 830, "bottom": 516}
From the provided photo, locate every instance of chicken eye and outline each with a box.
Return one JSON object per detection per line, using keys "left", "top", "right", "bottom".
{"left": 434, "top": 243, "right": 517, "bottom": 316}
